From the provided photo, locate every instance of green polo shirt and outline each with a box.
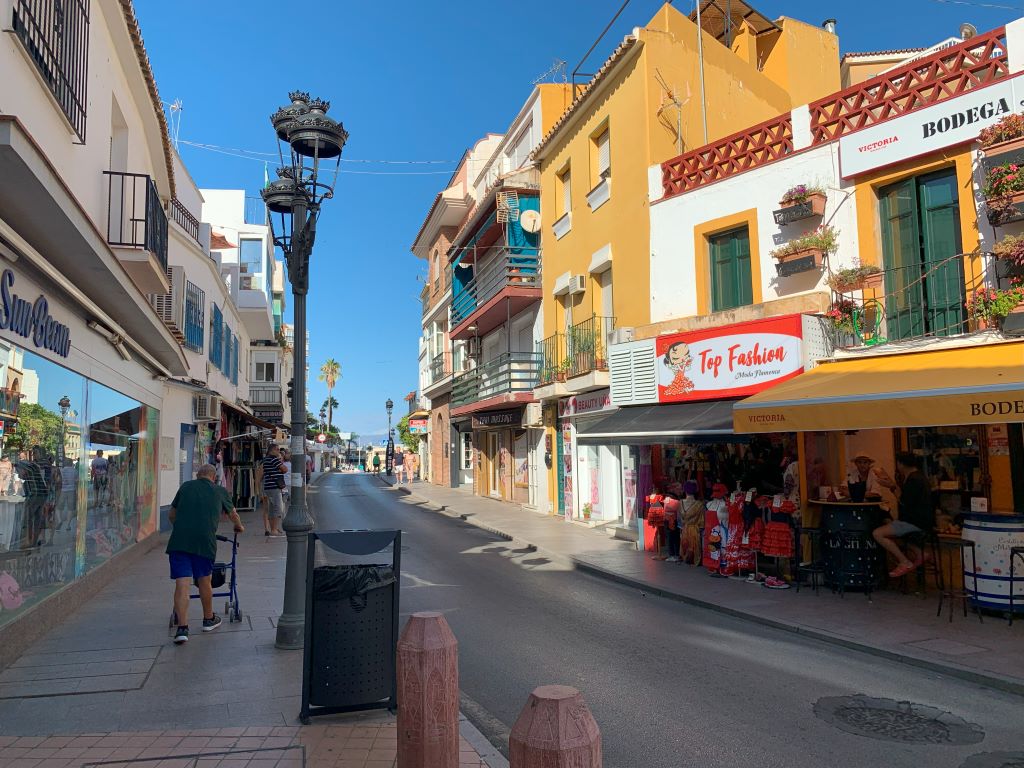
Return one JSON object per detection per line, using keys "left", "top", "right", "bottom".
{"left": 166, "top": 478, "right": 234, "bottom": 561}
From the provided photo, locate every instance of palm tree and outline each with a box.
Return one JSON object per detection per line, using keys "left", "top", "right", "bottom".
{"left": 321, "top": 396, "right": 339, "bottom": 417}
{"left": 318, "top": 359, "right": 341, "bottom": 433}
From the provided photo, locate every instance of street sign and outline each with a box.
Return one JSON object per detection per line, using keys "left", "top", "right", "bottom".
{"left": 317, "top": 433, "right": 326, "bottom": 443}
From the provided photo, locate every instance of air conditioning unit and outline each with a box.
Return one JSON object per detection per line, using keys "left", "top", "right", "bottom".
{"left": 467, "top": 336, "right": 481, "bottom": 359}
{"left": 193, "top": 394, "right": 222, "bottom": 422}
{"left": 523, "top": 402, "right": 543, "bottom": 427}
{"left": 609, "top": 327, "right": 634, "bottom": 346}
{"left": 150, "top": 266, "right": 185, "bottom": 343}
{"left": 568, "top": 275, "right": 587, "bottom": 294}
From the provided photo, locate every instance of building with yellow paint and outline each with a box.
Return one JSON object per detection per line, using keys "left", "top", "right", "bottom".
{"left": 530, "top": 1, "right": 841, "bottom": 523}
{"left": 592, "top": 19, "right": 1024, "bottom": 601}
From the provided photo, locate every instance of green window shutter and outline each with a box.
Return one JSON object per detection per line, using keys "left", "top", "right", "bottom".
{"left": 918, "top": 171, "right": 965, "bottom": 336}
{"left": 709, "top": 227, "right": 752, "bottom": 312}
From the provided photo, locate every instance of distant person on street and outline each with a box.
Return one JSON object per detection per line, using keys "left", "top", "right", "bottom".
{"left": 372, "top": 453, "right": 381, "bottom": 474}
{"left": 394, "top": 450, "right": 406, "bottom": 484}
{"left": 91, "top": 449, "right": 108, "bottom": 505}
{"left": 873, "top": 451, "right": 935, "bottom": 578}
{"left": 305, "top": 453, "right": 313, "bottom": 483}
{"left": 167, "top": 463, "right": 244, "bottom": 645}
{"left": 261, "top": 445, "right": 285, "bottom": 537}
{"left": 407, "top": 452, "right": 419, "bottom": 483}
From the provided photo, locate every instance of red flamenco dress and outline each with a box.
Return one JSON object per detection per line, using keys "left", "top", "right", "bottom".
{"left": 663, "top": 365, "right": 695, "bottom": 396}
{"left": 761, "top": 499, "right": 796, "bottom": 559}
{"left": 725, "top": 496, "right": 765, "bottom": 573}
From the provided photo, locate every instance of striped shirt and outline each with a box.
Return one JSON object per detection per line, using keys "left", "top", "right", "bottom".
{"left": 262, "top": 455, "right": 284, "bottom": 491}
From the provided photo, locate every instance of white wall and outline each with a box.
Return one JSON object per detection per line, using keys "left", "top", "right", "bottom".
{"left": 0, "top": 0, "right": 170, "bottom": 228}
{"left": 649, "top": 143, "right": 860, "bottom": 323}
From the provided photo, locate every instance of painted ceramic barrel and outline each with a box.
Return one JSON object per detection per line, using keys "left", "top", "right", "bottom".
{"left": 961, "top": 513, "right": 1024, "bottom": 613}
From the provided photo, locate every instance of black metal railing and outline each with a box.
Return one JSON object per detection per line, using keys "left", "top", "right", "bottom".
{"left": 104, "top": 171, "right": 168, "bottom": 271}
{"left": 537, "top": 332, "right": 567, "bottom": 385}
{"left": 250, "top": 385, "right": 282, "bottom": 404}
{"left": 430, "top": 352, "right": 450, "bottom": 383}
{"left": 567, "top": 315, "right": 615, "bottom": 378}
{"left": 169, "top": 197, "right": 202, "bottom": 245}
{"left": 829, "top": 252, "right": 990, "bottom": 349}
{"left": 12, "top": 0, "right": 90, "bottom": 142}
{"left": 245, "top": 196, "right": 267, "bottom": 225}
{"left": 452, "top": 352, "right": 542, "bottom": 408}
{"left": 451, "top": 249, "right": 540, "bottom": 327}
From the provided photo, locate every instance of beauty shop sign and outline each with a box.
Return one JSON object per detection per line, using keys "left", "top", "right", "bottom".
{"left": 656, "top": 315, "right": 804, "bottom": 403}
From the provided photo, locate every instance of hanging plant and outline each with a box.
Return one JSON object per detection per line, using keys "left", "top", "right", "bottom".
{"left": 770, "top": 224, "right": 839, "bottom": 262}
{"left": 827, "top": 263, "right": 883, "bottom": 293}
{"left": 979, "top": 114, "right": 1024, "bottom": 152}
{"left": 966, "top": 285, "right": 1024, "bottom": 327}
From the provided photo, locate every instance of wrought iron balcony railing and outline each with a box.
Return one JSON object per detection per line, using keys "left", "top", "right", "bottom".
{"left": 451, "top": 249, "right": 540, "bottom": 327}
{"left": 828, "top": 252, "right": 991, "bottom": 349}
{"left": 104, "top": 171, "right": 168, "bottom": 271}
{"left": 429, "top": 352, "right": 451, "bottom": 384}
{"left": 169, "top": 197, "right": 202, "bottom": 246}
{"left": 452, "top": 352, "right": 542, "bottom": 409}
{"left": 537, "top": 332, "right": 567, "bottom": 385}
{"left": 567, "top": 315, "right": 615, "bottom": 378}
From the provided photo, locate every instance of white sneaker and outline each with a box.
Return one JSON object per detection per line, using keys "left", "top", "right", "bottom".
{"left": 665, "top": 556, "right": 680, "bottom": 562}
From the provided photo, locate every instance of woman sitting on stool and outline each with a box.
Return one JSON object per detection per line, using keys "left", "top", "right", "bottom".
{"left": 872, "top": 451, "right": 935, "bottom": 579}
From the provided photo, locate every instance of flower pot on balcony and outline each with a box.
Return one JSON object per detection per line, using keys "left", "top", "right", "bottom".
{"left": 779, "top": 192, "right": 826, "bottom": 217}
{"left": 595, "top": 357, "right": 608, "bottom": 371}
{"left": 774, "top": 247, "right": 825, "bottom": 277}
{"left": 982, "top": 135, "right": 1024, "bottom": 160}
{"left": 986, "top": 190, "right": 1024, "bottom": 225}
{"left": 555, "top": 372, "right": 567, "bottom": 383}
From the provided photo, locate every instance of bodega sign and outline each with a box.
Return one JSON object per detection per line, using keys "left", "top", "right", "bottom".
{"left": 839, "top": 78, "right": 1020, "bottom": 178}
{"left": 656, "top": 315, "right": 804, "bottom": 403}
{"left": 0, "top": 269, "right": 71, "bottom": 358}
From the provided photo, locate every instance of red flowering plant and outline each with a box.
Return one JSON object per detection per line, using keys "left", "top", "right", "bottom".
{"left": 993, "top": 233, "right": 1024, "bottom": 279}
{"left": 966, "top": 285, "right": 1024, "bottom": 326}
{"left": 826, "top": 298, "right": 860, "bottom": 335}
{"left": 979, "top": 113, "right": 1024, "bottom": 148}
{"left": 982, "top": 163, "right": 1024, "bottom": 199}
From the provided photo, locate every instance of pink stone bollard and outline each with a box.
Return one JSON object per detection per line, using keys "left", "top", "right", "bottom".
{"left": 509, "top": 685, "right": 602, "bottom": 768}
{"left": 397, "top": 611, "right": 459, "bottom": 768}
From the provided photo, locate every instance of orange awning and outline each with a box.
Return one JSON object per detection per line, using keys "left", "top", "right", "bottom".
{"left": 734, "top": 341, "right": 1024, "bottom": 433}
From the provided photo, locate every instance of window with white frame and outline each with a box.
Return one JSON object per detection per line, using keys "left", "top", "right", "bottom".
{"left": 254, "top": 361, "right": 276, "bottom": 382}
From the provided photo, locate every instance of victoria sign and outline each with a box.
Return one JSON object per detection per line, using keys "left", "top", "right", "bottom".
{"left": 656, "top": 315, "right": 804, "bottom": 403}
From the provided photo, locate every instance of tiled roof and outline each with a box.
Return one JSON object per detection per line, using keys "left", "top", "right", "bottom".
{"left": 531, "top": 36, "right": 639, "bottom": 162}
{"left": 210, "top": 232, "right": 236, "bottom": 249}
{"left": 118, "top": 0, "right": 175, "bottom": 198}
{"left": 842, "top": 47, "right": 925, "bottom": 60}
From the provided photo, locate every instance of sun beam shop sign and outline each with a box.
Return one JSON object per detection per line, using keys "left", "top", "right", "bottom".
{"left": 656, "top": 315, "right": 804, "bottom": 404}
{"left": 839, "top": 77, "right": 1021, "bottom": 178}
{"left": 0, "top": 268, "right": 71, "bottom": 358}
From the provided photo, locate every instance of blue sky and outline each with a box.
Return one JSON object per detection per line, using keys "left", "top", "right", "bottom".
{"left": 134, "top": 0, "right": 1019, "bottom": 443}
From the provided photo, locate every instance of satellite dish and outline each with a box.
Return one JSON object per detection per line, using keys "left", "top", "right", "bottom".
{"left": 520, "top": 209, "right": 542, "bottom": 233}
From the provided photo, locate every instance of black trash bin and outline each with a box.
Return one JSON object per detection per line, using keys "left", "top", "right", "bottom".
{"left": 301, "top": 529, "right": 401, "bottom": 723}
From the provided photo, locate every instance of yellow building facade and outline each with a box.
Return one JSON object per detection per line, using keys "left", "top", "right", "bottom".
{"left": 531, "top": 2, "right": 841, "bottom": 518}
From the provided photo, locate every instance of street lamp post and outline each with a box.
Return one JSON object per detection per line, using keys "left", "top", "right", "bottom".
{"left": 261, "top": 91, "right": 347, "bottom": 649}
{"left": 57, "top": 395, "right": 70, "bottom": 463}
{"left": 385, "top": 398, "right": 394, "bottom": 477}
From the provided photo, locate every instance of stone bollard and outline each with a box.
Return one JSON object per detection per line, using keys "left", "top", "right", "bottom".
{"left": 509, "top": 685, "right": 601, "bottom": 768}
{"left": 397, "top": 612, "right": 459, "bottom": 768}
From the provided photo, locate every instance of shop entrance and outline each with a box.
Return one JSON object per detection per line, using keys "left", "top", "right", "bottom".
{"left": 878, "top": 169, "right": 965, "bottom": 341}
{"left": 487, "top": 432, "right": 502, "bottom": 498}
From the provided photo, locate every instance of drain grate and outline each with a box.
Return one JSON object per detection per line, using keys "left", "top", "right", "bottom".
{"left": 813, "top": 695, "right": 985, "bottom": 745}
{"left": 961, "top": 753, "right": 1024, "bottom": 768}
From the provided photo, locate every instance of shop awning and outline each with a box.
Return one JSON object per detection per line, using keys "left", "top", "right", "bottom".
{"left": 576, "top": 401, "right": 742, "bottom": 445}
{"left": 734, "top": 341, "right": 1024, "bottom": 433}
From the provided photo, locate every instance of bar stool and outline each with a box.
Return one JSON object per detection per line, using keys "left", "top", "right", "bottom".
{"left": 1009, "top": 546, "right": 1024, "bottom": 626}
{"left": 931, "top": 536, "right": 982, "bottom": 623}
{"left": 796, "top": 527, "right": 825, "bottom": 595}
{"left": 837, "top": 529, "right": 875, "bottom": 600}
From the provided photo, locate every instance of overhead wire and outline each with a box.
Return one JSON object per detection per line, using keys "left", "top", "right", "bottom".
{"left": 178, "top": 139, "right": 457, "bottom": 166}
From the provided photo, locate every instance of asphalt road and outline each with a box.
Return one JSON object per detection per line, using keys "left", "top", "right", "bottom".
{"left": 311, "top": 473, "right": 1024, "bottom": 768}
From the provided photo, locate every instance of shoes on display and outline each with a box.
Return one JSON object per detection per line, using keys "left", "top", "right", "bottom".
{"left": 764, "top": 576, "right": 791, "bottom": 589}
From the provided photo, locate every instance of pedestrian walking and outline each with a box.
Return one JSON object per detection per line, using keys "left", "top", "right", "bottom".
{"left": 372, "top": 453, "right": 381, "bottom": 474}
{"left": 394, "top": 450, "right": 406, "bottom": 484}
{"left": 261, "top": 445, "right": 286, "bottom": 537}
{"left": 167, "top": 463, "right": 244, "bottom": 644}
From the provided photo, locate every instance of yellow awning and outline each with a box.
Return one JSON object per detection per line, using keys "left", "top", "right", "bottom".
{"left": 734, "top": 341, "right": 1024, "bottom": 433}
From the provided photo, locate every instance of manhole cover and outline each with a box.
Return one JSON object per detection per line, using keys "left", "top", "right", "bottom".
{"left": 813, "top": 695, "right": 985, "bottom": 745}
{"left": 961, "top": 753, "right": 1024, "bottom": 768}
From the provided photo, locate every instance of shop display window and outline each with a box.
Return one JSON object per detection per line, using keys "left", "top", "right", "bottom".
{"left": 907, "top": 426, "right": 985, "bottom": 512}
{"left": 0, "top": 346, "right": 156, "bottom": 629}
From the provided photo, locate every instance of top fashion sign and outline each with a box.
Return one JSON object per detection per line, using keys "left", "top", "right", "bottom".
{"left": 656, "top": 315, "right": 803, "bottom": 403}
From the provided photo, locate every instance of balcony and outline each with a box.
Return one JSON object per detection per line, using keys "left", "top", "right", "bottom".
{"left": 423, "top": 351, "right": 453, "bottom": 397}
{"left": 451, "top": 352, "right": 541, "bottom": 415}
{"left": 829, "top": 253, "right": 988, "bottom": 351}
{"left": 169, "top": 197, "right": 203, "bottom": 248}
{"left": 451, "top": 249, "right": 540, "bottom": 339}
{"left": 535, "top": 317, "right": 614, "bottom": 399}
{"left": 250, "top": 384, "right": 282, "bottom": 404}
{"left": 104, "top": 171, "right": 169, "bottom": 294}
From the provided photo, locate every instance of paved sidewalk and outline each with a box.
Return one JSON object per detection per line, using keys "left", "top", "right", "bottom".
{"left": 383, "top": 476, "right": 1024, "bottom": 695}
{"left": 0, "top": 472, "right": 500, "bottom": 768}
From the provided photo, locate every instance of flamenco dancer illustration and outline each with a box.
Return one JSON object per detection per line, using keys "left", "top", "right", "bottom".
{"left": 662, "top": 341, "right": 695, "bottom": 396}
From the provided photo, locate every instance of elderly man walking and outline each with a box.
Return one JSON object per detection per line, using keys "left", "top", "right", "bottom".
{"left": 168, "top": 464, "right": 244, "bottom": 645}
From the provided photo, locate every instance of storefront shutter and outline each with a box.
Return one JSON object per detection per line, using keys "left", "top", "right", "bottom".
{"left": 609, "top": 339, "right": 657, "bottom": 406}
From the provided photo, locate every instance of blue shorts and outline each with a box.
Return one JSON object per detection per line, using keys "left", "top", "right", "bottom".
{"left": 888, "top": 520, "right": 922, "bottom": 537}
{"left": 168, "top": 551, "right": 214, "bottom": 580}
